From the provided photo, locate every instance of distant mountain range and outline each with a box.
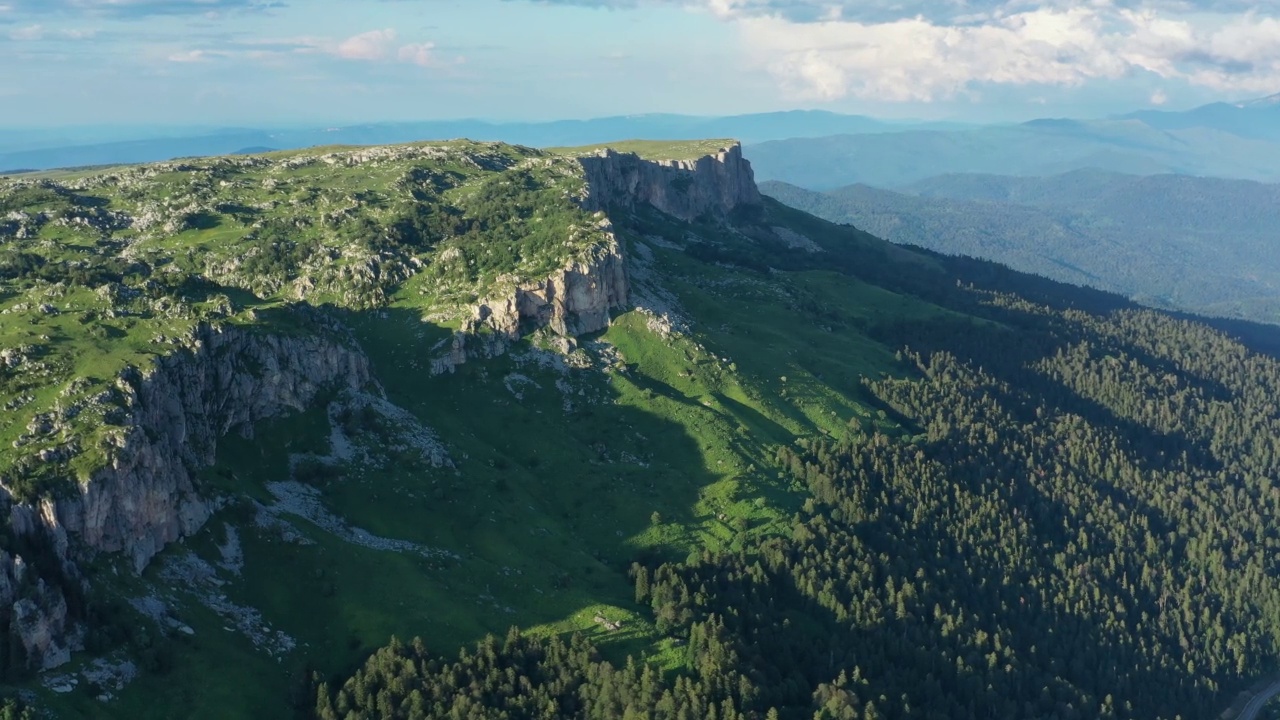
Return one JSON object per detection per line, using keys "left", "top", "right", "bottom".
{"left": 762, "top": 170, "right": 1280, "bottom": 324}
{"left": 1117, "top": 92, "right": 1280, "bottom": 141}
{"left": 0, "top": 111, "right": 961, "bottom": 173}
{"left": 746, "top": 118, "right": 1280, "bottom": 189}
{"left": 5, "top": 94, "right": 1280, "bottom": 178}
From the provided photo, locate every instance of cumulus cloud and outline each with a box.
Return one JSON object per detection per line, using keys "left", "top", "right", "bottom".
{"left": 335, "top": 28, "right": 397, "bottom": 61}
{"left": 329, "top": 30, "right": 454, "bottom": 67}
{"left": 521, "top": 0, "right": 1280, "bottom": 23}
{"left": 516, "top": 0, "right": 1280, "bottom": 100}
{"left": 6, "top": 24, "right": 98, "bottom": 40}
{"left": 738, "top": 8, "right": 1137, "bottom": 101}
{"left": 168, "top": 49, "right": 211, "bottom": 62}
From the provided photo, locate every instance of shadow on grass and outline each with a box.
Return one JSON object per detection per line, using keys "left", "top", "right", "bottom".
{"left": 115, "top": 302, "right": 743, "bottom": 718}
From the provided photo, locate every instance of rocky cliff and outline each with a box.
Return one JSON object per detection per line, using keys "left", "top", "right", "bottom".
{"left": 578, "top": 142, "right": 762, "bottom": 221}
{"left": 0, "top": 139, "right": 767, "bottom": 669}
{"left": 432, "top": 226, "right": 630, "bottom": 374}
{"left": 1, "top": 323, "right": 372, "bottom": 668}
{"left": 434, "top": 143, "right": 763, "bottom": 373}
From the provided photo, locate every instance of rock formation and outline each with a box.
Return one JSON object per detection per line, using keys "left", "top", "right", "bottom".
{"left": 0, "top": 139, "right": 765, "bottom": 668}
{"left": 0, "top": 323, "right": 372, "bottom": 668}
{"left": 433, "top": 141, "right": 759, "bottom": 374}
{"left": 578, "top": 142, "right": 762, "bottom": 221}
{"left": 432, "top": 228, "right": 629, "bottom": 374}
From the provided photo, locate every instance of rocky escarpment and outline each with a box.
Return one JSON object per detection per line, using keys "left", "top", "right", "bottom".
{"left": 578, "top": 142, "right": 762, "bottom": 221}
{"left": 433, "top": 143, "right": 763, "bottom": 373}
{"left": 50, "top": 325, "right": 370, "bottom": 571}
{"left": 432, "top": 227, "right": 629, "bottom": 374}
{"left": 1, "top": 323, "right": 372, "bottom": 668}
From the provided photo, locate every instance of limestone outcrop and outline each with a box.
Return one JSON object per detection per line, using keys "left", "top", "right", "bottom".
{"left": 432, "top": 142, "right": 762, "bottom": 374}
{"left": 0, "top": 138, "right": 768, "bottom": 669}
{"left": 432, "top": 230, "right": 629, "bottom": 374}
{"left": 578, "top": 142, "right": 762, "bottom": 221}
{"left": 0, "top": 323, "right": 372, "bottom": 668}
{"left": 52, "top": 326, "right": 371, "bottom": 572}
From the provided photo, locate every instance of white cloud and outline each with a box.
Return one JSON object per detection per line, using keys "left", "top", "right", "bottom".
{"left": 710, "top": 4, "right": 1280, "bottom": 102}
{"left": 159, "top": 31, "right": 455, "bottom": 71}
{"left": 9, "top": 24, "right": 44, "bottom": 41}
{"left": 396, "top": 42, "right": 437, "bottom": 67}
{"left": 335, "top": 29, "right": 397, "bottom": 61}
{"left": 1150, "top": 88, "right": 1169, "bottom": 105}
{"left": 7, "top": 0, "right": 279, "bottom": 19}
{"left": 3, "top": 24, "right": 98, "bottom": 41}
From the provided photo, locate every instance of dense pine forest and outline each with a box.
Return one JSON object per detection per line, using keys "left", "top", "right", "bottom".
{"left": 311, "top": 201, "right": 1280, "bottom": 720}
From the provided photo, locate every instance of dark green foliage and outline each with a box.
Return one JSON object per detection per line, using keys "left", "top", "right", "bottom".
{"left": 0, "top": 696, "right": 33, "bottom": 720}
{"left": 235, "top": 214, "right": 343, "bottom": 282}
{"left": 762, "top": 172, "right": 1280, "bottom": 323}
{"left": 321, "top": 202, "right": 1280, "bottom": 720}
{"left": 317, "top": 631, "right": 754, "bottom": 720}
{"left": 430, "top": 165, "right": 591, "bottom": 284}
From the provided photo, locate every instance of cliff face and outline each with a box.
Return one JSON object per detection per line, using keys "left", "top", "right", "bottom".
{"left": 479, "top": 233, "right": 629, "bottom": 339}
{"left": 578, "top": 143, "right": 762, "bottom": 221}
{"left": 434, "top": 143, "right": 762, "bottom": 374}
{"left": 432, "top": 230, "right": 629, "bottom": 374}
{"left": 1, "top": 324, "right": 372, "bottom": 669}
{"left": 0, "top": 139, "right": 767, "bottom": 669}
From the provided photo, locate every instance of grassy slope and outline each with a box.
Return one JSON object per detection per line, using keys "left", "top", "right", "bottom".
{"left": 8, "top": 141, "right": 965, "bottom": 717}
{"left": 37, "top": 214, "right": 958, "bottom": 719}
{"left": 0, "top": 140, "right": 608, "bottom": 499}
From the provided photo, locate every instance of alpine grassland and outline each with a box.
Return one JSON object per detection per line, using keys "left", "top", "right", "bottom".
{"left": 4, "top": 140, "right": 1280, "bottom": 720}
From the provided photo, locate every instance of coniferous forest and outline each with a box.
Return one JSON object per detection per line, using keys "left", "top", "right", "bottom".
{"left": 314, "top": 206, "right": 1280, "bottom": 720}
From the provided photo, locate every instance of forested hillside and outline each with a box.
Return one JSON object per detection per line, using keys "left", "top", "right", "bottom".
{"left": 3, "top": 141, "right": 1280, "bottom": 719}
{"left": 762, "top": 172, "right": 1280, "bottom": 324}
{"left": 316, "top": 200, "right": 1280, "bottom": 720}
{"left": 744, "top": 121, "right": 1280, "bottom": 189}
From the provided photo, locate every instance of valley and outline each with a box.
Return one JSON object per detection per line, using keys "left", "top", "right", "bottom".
{"left": 762, "top": 171, "right": 1280, "bottom": 325}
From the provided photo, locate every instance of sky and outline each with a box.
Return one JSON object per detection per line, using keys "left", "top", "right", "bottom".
{"left": 1, "top": 0, "right": 1279, "bottom": 127}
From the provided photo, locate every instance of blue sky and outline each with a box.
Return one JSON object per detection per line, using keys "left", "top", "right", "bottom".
{"left": 1, "top": 0, "right": 1278, "bottom": 126}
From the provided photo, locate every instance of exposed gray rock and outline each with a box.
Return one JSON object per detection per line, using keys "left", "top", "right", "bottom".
{"left": 579, "top": 142, "right": 762, "bottom": 221}
{"left": 0, "top": 323, "right": 373, "bottom": 670}
{"left": 431, "top": 143, "right": 760, "bottom": 374}
{"left": 477, "top": 232, "right": 629, "bottom": 339}
{"left": 262, "top": 481, "right": 456, "bottom": 559}
{"left": 40, "top": 324, "right": 373, "bottom": 573}
{"left": 433, "top": 233, "right": 629, "bottom": 374}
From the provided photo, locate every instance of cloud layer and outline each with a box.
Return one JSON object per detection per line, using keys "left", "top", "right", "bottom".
{"left": 523, "top": 0, "right": 1280, "bottom": 101}
{"left": 162, "top": 28, "right": 449, "bottom": 69}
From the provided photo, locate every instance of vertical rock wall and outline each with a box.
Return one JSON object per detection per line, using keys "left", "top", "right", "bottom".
{"left": 0, "top": 324, "right": 372, "bottom": 669}
{"left": 578, "top": 142, "right": 762, "bottom": 221}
